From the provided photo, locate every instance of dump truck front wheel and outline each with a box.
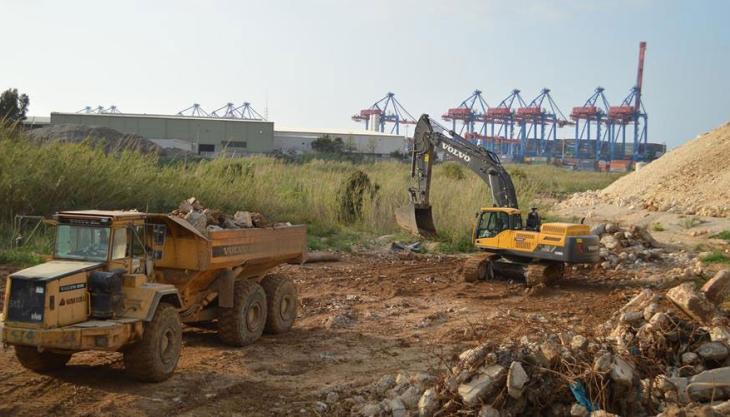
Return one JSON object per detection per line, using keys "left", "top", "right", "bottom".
{"left": 124, "top": 302, "right": 182, "bottom": 382}
{"left": 261, "top": 274, "right": 298, "bottom": 334}
{"left": 218, "top": 280, "right": 267, "bottom": 346}
{"left": 14, "top": 346, "right": 71, "bottom": 372}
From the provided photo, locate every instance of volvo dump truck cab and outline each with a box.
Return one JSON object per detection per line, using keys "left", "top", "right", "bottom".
{"left": 1, "top": 210, "right": 306, "bottom": 381}
{"left": 396, "top": 115, "right": 599, "bottom": 285}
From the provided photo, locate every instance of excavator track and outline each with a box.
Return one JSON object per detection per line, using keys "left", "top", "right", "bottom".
{"left": 525, "top": 261, "right": 565, "bottom": 287}
{"left": 462, "top": 253, "right": 497, "bottom": 282}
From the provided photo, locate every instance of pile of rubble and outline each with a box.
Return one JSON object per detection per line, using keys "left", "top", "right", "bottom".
{"left": 343, "top": 270, "right": 730, "bottom": 417}
{"left": 591, "top": 223, "right": 665, "bottom": 270}
{"left": 171, "top": 197, "right": 273, "bottom": 236}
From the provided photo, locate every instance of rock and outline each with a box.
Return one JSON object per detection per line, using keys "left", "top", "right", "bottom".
{"left": 374, "top": 375, "right": 397, "bottom": 395}
{"left": 233, "top": 211, "right": 254, "bottom": 228}
{"left": 714, "top": 400, "right": 730, "bottom": 414}
{"left": 619, "top": 289, "right": 659, "bottom": 315}
{"left": 610, "top": 356, "right": 634, "bottom": 386}
{"left": 620, "top": 311, "right": 644, "bottom": 324}
{"left": 313, "top": 401, "right": 328, "bottom": 414}
{"left": 410, "top": 372, "right": 436, "bottom": 388}
{"left": 682, "top": 352, "right": 700, "bottom": 365}
{"left": 570, "top": 403, "right": 589, "bottom": 417}
{"left": 457, "top": 365, "right": 505, "bottom": 406}
{"left": 593, "top": 352, "right": 612, "bottom": 373}
{"left": 591, "top": 223, "right": 606, "bottom": 236}
{"left": 417, "top": 389, "right": 439, "bottom": 417}
{"left": 606, "top": 223, "right": 620, "bottom": 234}
{"left": 459, "top": 345, "right": 490, "bottom": 368}
{"left": 395, "top": 372, "right": 409, "bottom": 385}
{"left": 359, "top": 402, "right": 385, "bottom": 417}
{"left": 478, "top": 405, "right": 500, "bottom": 417}
{"left": 667, "top": 282, "right": 718, "bottom": 325}
{"left": 540, "top": 341, "right": 561, "bottom": 365}
{"left": 398, "top": 385, "right": 422, "bottom": 409}
{"left": 669, "top": 377, "right": 691, "bottom": 404}
{"left": 590, "top": 411, "right": 620, "bottom": 417}
{"left": 507, "top": 361, "right": 529, "bottom": 399}
{"left": 571, "top": 335, "right": 588, "bottom": 351}
{"left": 643, "top": 303, "right": 658, "bottom": 321}
{"left": 696, "top": 341, "right": 729, "bottom": 362}
{"left": 601, "top": 234, "right": 622, "bottom": 250}
{"left": 688, "top": 367, "right": 730, "bottom": 401}
{"left": 388, "top": 398, "right": 406, "bottom": 417}
{"left": 710, "top": 326, "right": 730, "bottom": 344}
{"left": 184, "top": 210, "right": 208, "bottom": 235}
{"left": 701, "top": 270, "right": 730, "bottom": 305}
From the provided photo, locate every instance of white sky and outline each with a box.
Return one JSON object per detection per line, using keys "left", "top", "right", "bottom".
{"left": 3, "top": 0, "right": 729, "bottom": 147}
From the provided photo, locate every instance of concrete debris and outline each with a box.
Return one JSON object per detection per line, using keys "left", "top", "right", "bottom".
{"left": 666, "top": 282, "right": 719, "bottom": 325}
{"left": 701, "top": 270, "right": 730, "bottom": 305}
{"left": 346, "top": 277, "right": 730, "bottom": 417}
{"left": 592, "top": 223, "right": 669, "bottom": 270}
{"left": 172, "top": 197, "right": 273, "bottom": 237}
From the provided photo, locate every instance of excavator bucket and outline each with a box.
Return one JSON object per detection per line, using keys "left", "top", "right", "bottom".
{"left": 395, "top": 204, "right": 437, "bottom": 238}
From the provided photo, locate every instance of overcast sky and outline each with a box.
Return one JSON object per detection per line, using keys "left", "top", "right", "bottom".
{"left": 3, "top": 0, "right": 728, "bottom": 148}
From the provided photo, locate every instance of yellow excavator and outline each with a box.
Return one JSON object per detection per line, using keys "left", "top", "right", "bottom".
{"left": 395, "top": 114, "right": 600, "bottom": 285}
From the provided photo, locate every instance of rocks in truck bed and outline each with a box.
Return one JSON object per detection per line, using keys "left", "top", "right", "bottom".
{"left": 171, "top": 197, "right": 274, "bottom": 236}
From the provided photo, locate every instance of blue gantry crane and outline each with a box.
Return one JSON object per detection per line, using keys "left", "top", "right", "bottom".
{"left": 352, "top": 92, "right": 417, "bottom": 135}
{"left": 484, "top": 89, "right": 526, "bottom": 156}
{"left": 570, "top": 87, "right": 611, "bottom": 160}
{"left": 515, "top": 88, "right": 570, "bottom": 159}
{"left": 441, "top": 90, "right": 490, "bottom": 144}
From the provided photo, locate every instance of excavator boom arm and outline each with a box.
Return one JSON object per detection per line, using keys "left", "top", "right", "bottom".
{"left": 396, "top": 114, "right": 518, "bottom": 237}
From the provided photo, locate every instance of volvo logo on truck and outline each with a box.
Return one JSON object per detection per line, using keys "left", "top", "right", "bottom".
{"left": 441, "top": 143, "right": 471, "bottom": 162}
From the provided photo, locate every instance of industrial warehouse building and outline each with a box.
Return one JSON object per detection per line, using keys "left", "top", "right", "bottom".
{"left": 49, "top": 112, "right": 406, "bottom": 157}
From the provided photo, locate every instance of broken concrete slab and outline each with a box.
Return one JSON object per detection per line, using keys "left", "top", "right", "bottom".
{"left": 457, "top": 365, "right": 505, "bottom": 406}
{"left": 667, "top": 282, "right": 719, "bottom": 325}
{"left": 417, "top": 389, "right": 439, "bottom": 417}
{"left": 701, "top": 270, "right": 730, "bottom": 305}
{"left": 688, "top": 367, "right": 730, "bottom": 402}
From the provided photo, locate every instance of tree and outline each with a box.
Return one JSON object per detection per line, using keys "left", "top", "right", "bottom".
{"left": 310, "top": 134, "right": 345, "bottom": 154}
{"left": 0, "top": 88, "right": 30, "bottom": 125}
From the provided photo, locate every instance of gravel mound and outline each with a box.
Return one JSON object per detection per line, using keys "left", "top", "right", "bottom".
{"left": 562, "top": 122, "right": 730, "bottom": 217}
{"left": 27, "top": 124, "right": 199, "bottom": 160}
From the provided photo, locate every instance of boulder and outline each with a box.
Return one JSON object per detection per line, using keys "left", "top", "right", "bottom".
{"left": 507, "top": 361, "right": 529, "bottom": 399}
{"left": 688, "top": 367, "right": 730, "bottom": 401}
{"left": 682, "top": 352, "right": 700, "bottom": 365}
{"left": 601, "top": 235, "right": 622, "bottom": 251}
{"left": 591, "top": 223, "right": 606, "bottom": 236}
{"left": 593, "top": 352, "right": 612, "bottom": 374}
{"left": 710, "top": 326, "right": 730, "bottom": 344}
{"left": 457, "top": 365, "right": 505, "bottom": 406}
{"left": 696, "top": 341, "right": 729, "bottom": 362}
{"left": 417, "top": 389, "right": 439, "bottom": 417}
{"left": 184, "top": 211, "right": 208, "bottom": 235}
{"left": 374, "top": 375, "right": 397, "bottom": 395}
{"left": 666, "top": 282, "right": 718, "bottom": 325}
{"left": 359, "top": 402, "right": 386, "bottom": 417}
{"left": 459, "top": 345, "right": 490, "bottom": 368}
{"left": 233, "top": 211, "right": 254, "bottom": 228}
{"left": 571, "top": 335, "right": 588, "bottom": 351}
{"left": 701, "top": 270, "right": 730, "bottom": 305}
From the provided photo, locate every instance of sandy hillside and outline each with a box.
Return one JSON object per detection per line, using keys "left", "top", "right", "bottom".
{"left": 600, "top": 121, "right": 730, "bottom": 217}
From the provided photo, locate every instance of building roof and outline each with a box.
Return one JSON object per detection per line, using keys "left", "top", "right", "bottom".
{"left": 51, "top": 112, "right": 272, "bottom": 124}
{"left": 274, "top": 127, "right": 405, "bottom": 138}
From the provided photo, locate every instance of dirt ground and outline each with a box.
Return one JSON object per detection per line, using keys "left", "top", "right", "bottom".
{"left": 0, "top": 253, "right": 651, "bottom": 417}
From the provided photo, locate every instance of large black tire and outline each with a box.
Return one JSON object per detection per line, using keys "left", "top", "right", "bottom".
{"left": 218, "top": 280, "right": 267, "bottom": 346}
{"left": 261, "top": 274, "right": 298, "bottom": 334}
{"left": 124, "top": 303, "right": 182, "bottom": 382}
{"left": 14, "top": 346, "right": 71, "bottom": 372}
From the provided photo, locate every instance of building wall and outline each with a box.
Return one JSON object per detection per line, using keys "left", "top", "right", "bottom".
{"left": 273, "top": 130, "right": 406, "bottom": 155}
{"left": 50, "top": 113, "right": 274, "bottom": 154}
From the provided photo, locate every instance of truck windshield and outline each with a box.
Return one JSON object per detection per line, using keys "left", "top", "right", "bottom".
{"left": 55, "top": 225, "right": 110, "bottom": 262}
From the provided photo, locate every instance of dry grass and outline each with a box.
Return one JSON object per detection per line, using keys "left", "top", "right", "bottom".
{"left": 0, "top": 126, "right": 622, "bottom": 250}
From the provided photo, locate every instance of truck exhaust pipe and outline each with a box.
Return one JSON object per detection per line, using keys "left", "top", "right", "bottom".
{"left": 395, "top": 204, "right": 437, "bottom": 238}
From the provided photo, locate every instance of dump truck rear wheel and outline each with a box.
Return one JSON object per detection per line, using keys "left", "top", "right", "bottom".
{"left": 261, "top": 274, "right": 298, "bottom": 334}
{"left": 124, "top": 302, "right": 182, "bottom": 382}
{"left": 218, "top": 280, "right": 267, "bottom": 346}
{"left": 14, "top": 346, "right": 71, "bottom": 372}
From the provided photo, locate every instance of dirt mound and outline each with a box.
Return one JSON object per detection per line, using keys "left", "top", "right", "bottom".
{"left": 600, "top": 122, "right": 730, "bottom": 217}
{"left": 27, "top": 124, "right": 199, "bottom": 160}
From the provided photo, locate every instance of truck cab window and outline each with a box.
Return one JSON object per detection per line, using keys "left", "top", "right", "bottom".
{"left": 112, "top": 229, "right": 128, "bottom": 260}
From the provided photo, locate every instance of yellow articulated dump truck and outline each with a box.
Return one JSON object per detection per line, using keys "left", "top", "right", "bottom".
{"left": 0, "top": 210, "right": 306, "bottom": 382}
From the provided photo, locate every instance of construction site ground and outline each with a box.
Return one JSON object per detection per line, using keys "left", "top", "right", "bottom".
{"left": 0, "top": 248, "right": 695, "bottom": 417}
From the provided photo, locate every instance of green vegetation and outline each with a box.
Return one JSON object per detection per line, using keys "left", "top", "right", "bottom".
{"left": 0, "top": 88, "right": 30, "bottom": 125}
{"left": 701, "top": 250, "right": 730, "bottom": 265}
{"left": 679, "top": 216, "right": 704, "bottom": 229}
{"left": 710, "top": 230, "right": 730, "bottom": 241}
{"left": 651, "top": 222, "right": 665, "bottom": 232}
{"left": 0, "top": 125, "right": 622, "bottom": 253}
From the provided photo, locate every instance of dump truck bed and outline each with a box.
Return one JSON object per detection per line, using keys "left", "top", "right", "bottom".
{"left": 150, "top": 214, "right": 306, "bottom": 273}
